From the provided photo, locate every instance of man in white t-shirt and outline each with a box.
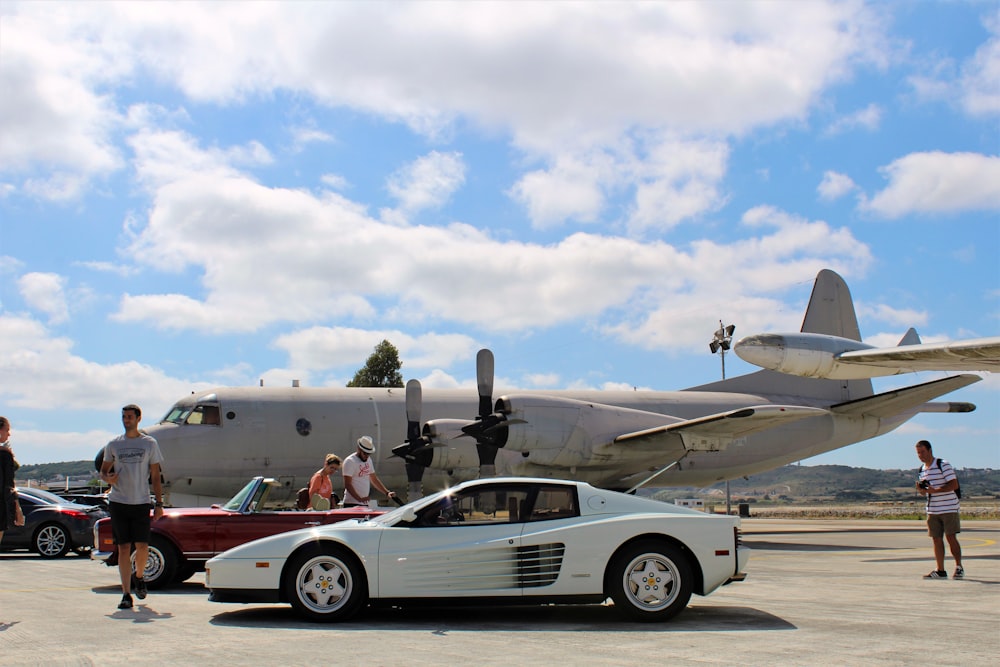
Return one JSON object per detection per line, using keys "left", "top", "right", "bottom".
{"left": 101, "top": 404, "right": 164, "bottom": 610}
{"left": 341, "top": 436, "right": 395, "bottom": 507}
{"left": 916, "top": 439, "right": 963, "bottom": 580}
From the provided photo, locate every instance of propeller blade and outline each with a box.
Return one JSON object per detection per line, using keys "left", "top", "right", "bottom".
{"left": 405, "top": 379, "right": 422, "bottom": 442}
{"left": 476, "top": 348, "right": 494, "bottom": 419}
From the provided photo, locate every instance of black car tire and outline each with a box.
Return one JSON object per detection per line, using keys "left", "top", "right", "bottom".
{"left": 134, "top": 535, "right": 178, "bottom": 589}
{"left": 605, "top": 540, "right": 693, "bottom": 622}
{"left": 174, "top": 561, "right": 199, "bottom": 584}
{"left": 284, "top": 544, "right": 368, "bottom": 622}
{"left": 33, "top": 523, "right": 71, "bottom": 558}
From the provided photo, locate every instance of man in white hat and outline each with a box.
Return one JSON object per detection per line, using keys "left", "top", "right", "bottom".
{"left": 342, "top": 436, "right": 396, "bottom": 507}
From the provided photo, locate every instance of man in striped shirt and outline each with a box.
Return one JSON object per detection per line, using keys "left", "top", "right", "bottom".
{"left": 916, "top": 440, "right": 963, "bottom": 580}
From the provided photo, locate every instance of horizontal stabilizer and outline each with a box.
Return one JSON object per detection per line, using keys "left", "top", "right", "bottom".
{"left": 612, "top": 405, "right": 827, "bottom": 454}
{"left": 830, "top": 374, "right": 981, "bottom": 418}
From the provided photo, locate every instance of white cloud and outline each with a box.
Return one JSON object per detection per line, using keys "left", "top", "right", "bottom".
{"left": 0, "top": 8, "right": 125, "bottom": 196}
{"left": 289, "top": 124, "right": 335, "bottom": 153}
{"left": 825, "top": 103, "right": 883, "bottom": 135}
{"left": 818, "top": 170, "right": 858, "bottom": 201}
{"left": 0, "top": 313, "right": 210, "bottom": 412}
{"left": 510, "top": 136, "right": 729, "bottom": 233}
{"left": 271, "top": 327, "right": 479, "bottom": 372}
{"left": 384, "top": 151, "right": 466, "bottom": 218}
{"left": 509, "top": 155, "right": 609, "bottom": 229}
{"left": 960, "top": 11, "right": 1000, "bottom": 116}
{"left": 320, "top": 173, "right": 349, "bottom": 191}
{"left": 18, "top": 272, "right": 70, "bottom": 324}
{"left": 107, "top": 129, "right": 876, "bottom": 343}
{"left": 1, "top": 1, "right": 882, "bottom": 214}
{"left": 864, "top": 152, "right": 1000, "bottom": 218}
{"left": 856, "top": 303, "right": 928, "bottom": 328}
{"left": 602, "top": 207, "right": 873, "bottom": 352}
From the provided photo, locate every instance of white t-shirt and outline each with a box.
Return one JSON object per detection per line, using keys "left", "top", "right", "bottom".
{"left": 341, "top": 452, "right": 375, "bottom": 505}
{"left": 104, "top": 433, "right": 163, "bottom": 505}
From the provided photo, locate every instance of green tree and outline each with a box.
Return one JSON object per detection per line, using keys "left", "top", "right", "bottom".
{"left": 347, "top": 339, "right": 404, "bottom": 388}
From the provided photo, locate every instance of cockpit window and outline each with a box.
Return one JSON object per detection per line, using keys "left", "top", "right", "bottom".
{"left": 161, "top": 403, "right": 221, "bottom": 426}
{"left": 187, "top": 405, "right": 221, "bottom": 426}
{"left": 162, "top": 404, "right": 193, "bottom": 424}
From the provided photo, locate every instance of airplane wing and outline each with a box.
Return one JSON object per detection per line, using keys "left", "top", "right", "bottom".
{"left": 830, "top": 374, "right": 982, "bottom": 418}
{"left": 608, "top": 405, "right": 828, "bottom": 455}
{"left": 837, "top": 337, "right": 1000, "bottom": 373}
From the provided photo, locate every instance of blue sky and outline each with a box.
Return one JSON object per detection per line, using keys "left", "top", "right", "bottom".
{"left": 1, "top": 1, "right": 998, "bottom": 472}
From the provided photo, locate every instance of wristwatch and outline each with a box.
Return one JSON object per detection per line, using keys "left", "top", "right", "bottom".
{"left": 154, "top": 501, "right": 164, "bottom": 507}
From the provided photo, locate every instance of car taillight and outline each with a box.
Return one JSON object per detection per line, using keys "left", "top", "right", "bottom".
{"left": 61, "top": 509, "right": 90, "bottom": 520}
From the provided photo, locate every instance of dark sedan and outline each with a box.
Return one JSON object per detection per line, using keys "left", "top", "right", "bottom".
{"left": 93, "top": 476, "right": 384, "bottom": 589}
{"left": 1, "top": 487, "right": 108, "bottom": 558}
{"left": 56, "top": 490, "right": 110, "bottom": 511}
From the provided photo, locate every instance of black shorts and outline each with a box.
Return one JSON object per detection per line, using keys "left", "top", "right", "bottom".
{"left": 109, "top": 501, "right": 153, "bottom": 545}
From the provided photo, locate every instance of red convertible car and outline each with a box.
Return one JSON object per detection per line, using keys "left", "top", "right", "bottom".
{"left": 92, "top": 477, "right": 384, "bottom": 588}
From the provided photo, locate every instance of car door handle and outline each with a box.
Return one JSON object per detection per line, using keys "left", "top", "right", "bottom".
{"left": 303, "top": 521, "right": 321, "bottom": 526}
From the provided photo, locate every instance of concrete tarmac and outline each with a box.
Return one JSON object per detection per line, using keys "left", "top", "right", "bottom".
{"left": 2, "top": 519, "right": 998, "bottom": 666}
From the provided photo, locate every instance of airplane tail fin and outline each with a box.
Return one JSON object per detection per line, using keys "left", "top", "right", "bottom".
{"left": 691, "top": 269, "right": 874, "bottom": 403}
{"left": 898, "top": 327, "right": 921, "bottom": 346}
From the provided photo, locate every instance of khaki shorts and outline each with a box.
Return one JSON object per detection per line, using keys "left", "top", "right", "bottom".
{"left": 927, "top": 512, "right": 961, "bottom": 538}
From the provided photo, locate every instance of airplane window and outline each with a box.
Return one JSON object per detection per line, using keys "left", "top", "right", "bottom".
{"left": 186, "top": 405, "right": 221, "bottom": 426}
{"left": 296, "top": 418, "right": 311, "bottom": 436}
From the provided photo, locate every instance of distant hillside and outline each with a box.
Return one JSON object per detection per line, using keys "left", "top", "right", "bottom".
{"left": 651, "top": 464, "right": 1000, "bottom": 503}
{"left": 16, "top": 459, "right": 98, "bottom": 482}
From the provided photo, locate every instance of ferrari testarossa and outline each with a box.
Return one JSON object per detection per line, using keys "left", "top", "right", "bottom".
{"left": 206, "top": 477, "right": 748, "bottom": 622}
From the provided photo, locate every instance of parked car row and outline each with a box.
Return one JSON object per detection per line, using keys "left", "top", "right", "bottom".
{"left": 9, "top": 475, "right": 750, "bottom": 624}
{"left": 1, "top": 487, "right": 108, "bottom": 558}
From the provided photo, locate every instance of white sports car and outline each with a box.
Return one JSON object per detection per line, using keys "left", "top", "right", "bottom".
{"left": 206, "top": 477, "right": 748, "bottom": 622}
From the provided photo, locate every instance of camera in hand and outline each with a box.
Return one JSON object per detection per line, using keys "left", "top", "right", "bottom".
{"left": 918, "top": 479, "right": 930, "bottom": 489}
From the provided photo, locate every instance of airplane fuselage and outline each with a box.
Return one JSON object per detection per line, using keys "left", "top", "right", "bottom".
{"left": 146, "top": 383, "right": 900, "bottom": 505}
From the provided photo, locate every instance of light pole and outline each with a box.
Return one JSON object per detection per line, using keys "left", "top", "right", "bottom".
{"left": 710, "top": 320, "right": 735, "bottom": 513}
{"left": 709, "top": 320, "right": 736, "bottom": 380}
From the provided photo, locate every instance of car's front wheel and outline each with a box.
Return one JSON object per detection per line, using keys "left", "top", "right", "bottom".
{"left": 283, "top": 544, "right": 367, "bottom": 622}
{"left": 34, "top": 523, "right": 71, "bottom": 558}
{"left": 606, "top": 540, "right": 693, "bottom": 622}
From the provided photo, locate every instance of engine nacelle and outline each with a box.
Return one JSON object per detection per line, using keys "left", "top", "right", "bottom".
{"left": 734, "top": 333, "right": 884, "bottom": 379}
{"left": 397, "top": 419, "right": 481, "bottom": 474}
{"left": 496, "top": 394, "right": 678, "bottom": 467}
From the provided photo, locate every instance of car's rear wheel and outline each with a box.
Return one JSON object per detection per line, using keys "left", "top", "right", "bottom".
{"left": 606, "top": 540, "right": 692, "bottom": 622}
{"left": 132, "top": 535, "right": 178, "bottom": 589}
{"left": 34, "top": 523, "right": 71, "bottom": 558}
{"left": 283, "top": 544, "right": 367, "bottom": 622}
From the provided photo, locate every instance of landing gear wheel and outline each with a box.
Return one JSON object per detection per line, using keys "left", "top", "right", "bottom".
{"left": 606, "top": 540, "right": 692, "bottom": 622}
{"left": 283, "top": 545, "right": 367, "bottom": 622}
